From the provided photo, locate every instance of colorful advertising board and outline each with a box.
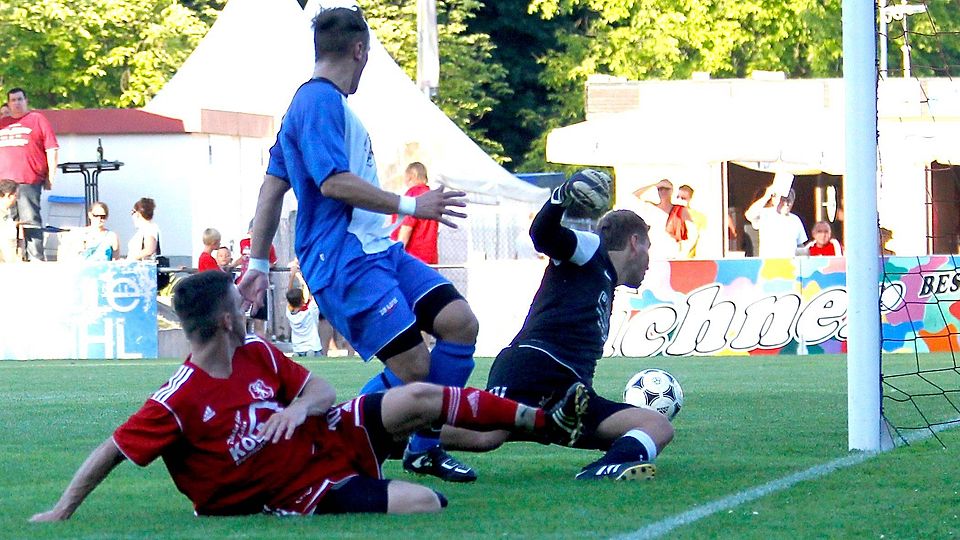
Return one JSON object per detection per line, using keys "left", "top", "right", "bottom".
{"left": 0, "top": 261, "right": 158, "bottom": 360}
{"left": 605, "top": 256, "right": 960, "bottom": 357}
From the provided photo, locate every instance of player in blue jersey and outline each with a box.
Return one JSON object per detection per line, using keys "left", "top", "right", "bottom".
{"left": 239, "top": 6, "right": 480, "bottom": 482}
{"left": 442, "top": 171, "right": 675, "bottom": 481}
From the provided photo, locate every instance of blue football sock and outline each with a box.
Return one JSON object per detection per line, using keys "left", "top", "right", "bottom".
{"left": 425, "top": 340, "right": 476, "bottom": 387}
{"left": 359, "top": 366, "right": 403, "bottom": 395}
{"left": 408, "top": 340, "right": 476, "bottom": 454}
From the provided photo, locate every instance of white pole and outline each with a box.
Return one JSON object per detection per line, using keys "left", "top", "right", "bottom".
{"left": 417, "top": 0, "right": 439, "bottom": 98}
{"left": 843, "top": 0, "right": 882, "bottom": 451}
{"left": 879, "top": 0, "right": 888, "bottom": 77}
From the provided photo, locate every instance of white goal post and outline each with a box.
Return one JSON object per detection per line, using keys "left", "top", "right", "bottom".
{"left": 843, "top": 0, "right": 882, "bottom": 451}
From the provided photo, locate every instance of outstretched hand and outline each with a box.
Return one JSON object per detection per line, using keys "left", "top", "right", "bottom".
{"left": 238, "top": 270, "right": 269, "bottom": 313}
{"left": 412, "top": 186, "right": 467, "bottom": 228}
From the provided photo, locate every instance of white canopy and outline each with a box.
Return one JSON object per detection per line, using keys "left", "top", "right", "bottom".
{"left": 146, "top": 0, "right": 547, "bottom": 203}
{"left": 547, "top": 77, "right": 960, "bottom": 175}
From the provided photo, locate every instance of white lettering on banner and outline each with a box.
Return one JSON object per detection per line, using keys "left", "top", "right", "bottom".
{"left": 78, "top": 318, "right": 143, "bottom": 359}
{"left": 104, "top": 276, "right": 142, "bottom": 313}
{"left": 666, "top": 285, "right": 736, "bottom": 355}
{"left": 730, "top": 294, "right": 801, "bottom": 351}
{"left": 80, "top": 317, "right": 115, "bottom": 358}
{"left": 608, "top": 284, "right": 864, "bottom": 357}
{"left": 794, "top": 288, "right": 847, "bottom": 345}
{"left": 619, "top": 305, "right": 679, "bottom": 357}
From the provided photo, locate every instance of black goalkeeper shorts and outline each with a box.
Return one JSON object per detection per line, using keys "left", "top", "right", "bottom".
{"left": 486, "top": 345, "right": 633, "bottom": 451}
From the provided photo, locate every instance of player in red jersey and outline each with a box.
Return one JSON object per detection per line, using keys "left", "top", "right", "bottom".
{"left": 30, "top": 271, "right": 588, "bottom": 521}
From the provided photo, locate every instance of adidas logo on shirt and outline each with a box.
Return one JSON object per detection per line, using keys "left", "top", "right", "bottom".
{"left": 203, "top": 406, "right": 216, "bottom": 422}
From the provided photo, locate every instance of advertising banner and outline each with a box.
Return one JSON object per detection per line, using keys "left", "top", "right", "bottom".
{"left": 606, "top": 256, "right": 960, "bottom": 357}
{"left": 0, "top": 261, "right": 157, "bottom": 360}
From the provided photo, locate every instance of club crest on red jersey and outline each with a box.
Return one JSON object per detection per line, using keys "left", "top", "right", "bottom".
{"left": 248, "top": 379, "right": 275, "bottom": 400}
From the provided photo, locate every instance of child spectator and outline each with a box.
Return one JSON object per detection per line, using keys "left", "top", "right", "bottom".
{"left": 198, "top": 228, "right": 221, "bottom": 272}
{"left": 286, "top": 259, "right": 323, "bottom": 357}
{"left": 0, "top": 179, "right": 18, "bottom": 262}
{"left": 216, "top": 245, "right": 239, "bottom": 274}
{"left": 801, "top": 221, "right": 843, "bottom": 256}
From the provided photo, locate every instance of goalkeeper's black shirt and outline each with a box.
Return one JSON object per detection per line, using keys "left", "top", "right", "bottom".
{"left": 508, "top": 199, "right": 617, "bottom": 385}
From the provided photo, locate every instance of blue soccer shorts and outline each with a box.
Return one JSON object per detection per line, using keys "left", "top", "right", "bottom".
{"left": 314, "top": 243, "right": 449, "bottom": 360}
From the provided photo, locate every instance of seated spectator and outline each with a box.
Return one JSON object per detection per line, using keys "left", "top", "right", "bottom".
{"left": 0, "top": 179, "right": 18, "bottom": 262}
{"left": 127, "top": 197, "right": 160, "bottom": 261}
{"left": 79, "top": 202, "right": 120, "bottom": 261}
{"left": 801, "top": 221, "right": 843, "bottom": 256}
{"left": 286, "top": 259, "right": 323, "bottom": 357}
{"left": 198, "top": 228, "right": 221, "bottom": 272}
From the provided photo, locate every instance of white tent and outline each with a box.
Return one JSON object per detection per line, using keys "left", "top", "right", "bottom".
{"left": 146, "top": 0, "right": 547, "bottom": 204}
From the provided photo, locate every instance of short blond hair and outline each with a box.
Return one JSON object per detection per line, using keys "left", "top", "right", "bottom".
{"left": 202, "top": 228, "right": 221, "bottom": 247}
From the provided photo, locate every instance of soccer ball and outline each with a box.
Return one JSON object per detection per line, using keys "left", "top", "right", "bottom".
{"left": 623, "top": 369, "right": 684, "bottom": 421}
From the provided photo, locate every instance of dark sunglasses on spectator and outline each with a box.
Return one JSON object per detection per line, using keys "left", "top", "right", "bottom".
{"left": 92, "top": 213, "right": 107, "bottom": 218}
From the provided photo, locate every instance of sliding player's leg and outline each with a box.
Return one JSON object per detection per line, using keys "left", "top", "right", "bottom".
{"left": 575, "top": 402, "right": 674, "bottom": 481}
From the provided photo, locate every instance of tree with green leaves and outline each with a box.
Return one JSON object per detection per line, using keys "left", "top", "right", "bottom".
{"left": 514, "top": 0, "right": 845, "bottom": 169}
{"left": 366, "top": 0, "right": 511, "bottom": 163}
{"left": 0, "top": 0, "right": 209, "bottom": 109}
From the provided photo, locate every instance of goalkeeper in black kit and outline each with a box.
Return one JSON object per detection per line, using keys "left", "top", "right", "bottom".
{"left": 442, "top": 169, "right": 675, "bottom": 480}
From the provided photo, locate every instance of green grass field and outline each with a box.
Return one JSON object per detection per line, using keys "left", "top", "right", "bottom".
{"left": 3, "top": 354, "right": 959, "bottom": 539}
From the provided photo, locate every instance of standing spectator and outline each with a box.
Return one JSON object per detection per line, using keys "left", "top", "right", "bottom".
{"left": 632, "top": 179, "right": 686, "bottom": 260}
{"left": 801, "top": 221, "right": 843, "bottom": 256}
{"left": 239, "top": 7, "right": 479, "bottom": 483}
{"left": 0, "top": 88, "right": 59, "bottom": 261}
{"left": 80, "top": 202, "right": 120, "bottom": 261}
{"left": 198, "top": 228, "right": 222, "bottom": 272}
{"left": 745, "top": 185, "right": 807, "bottom": 258}
{"left": 286, "top": 259, "right": 323, "bottom": 357}
{"left": 127, "top": 198, "right": 160, "bottom": 261}
{"left": 676, "top": 185, "right": 705, "bottom": 258}
{"left": 237, "top": 221, "right": 278, "bottom": 337}
{"left": 0, "top": 104, "right": 10, "bottom": 118}
{"left": 0, "top": 179, "right": 19, "bottom": 262}
{"left": 391, "top": 162, "right": 438, "bottom": 264}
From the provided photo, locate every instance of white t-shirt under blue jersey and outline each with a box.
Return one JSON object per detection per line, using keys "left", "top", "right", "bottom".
{"left": 267, "top": 78, "right": 394, "bottom": 291}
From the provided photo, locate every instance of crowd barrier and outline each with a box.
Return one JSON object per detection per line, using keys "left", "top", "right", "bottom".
{"left": 0, "top": 260, "right": 157, "bottom": 360}
{"left": 605, "top": 256, "right": 960, "bottom": 357}
{"left": 3, "top": 256, "right": 957, "bottom": 360}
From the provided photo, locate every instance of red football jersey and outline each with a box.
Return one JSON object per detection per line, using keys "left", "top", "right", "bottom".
{"left": 112, "top": 337, "right": 378, "bottom": 515}
{"left": 197, "top": 251, "right": 219, "bottom": 272}
{"left": 391, "top": 184, "right": 439, "bottom": 264}
{"left": 237, "top": 237, "right": 278, "bottom": 283}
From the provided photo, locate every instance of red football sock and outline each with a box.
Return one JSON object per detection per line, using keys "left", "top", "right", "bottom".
{"left": 441, "top": 387, "right": 545, "bottom": 431}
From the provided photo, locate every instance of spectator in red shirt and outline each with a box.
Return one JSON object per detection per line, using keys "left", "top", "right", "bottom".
{"left": 198, "top": 228, "right": 222, "bottom": 272}
{"left": 801, "top": 220, "right": 843, "bottom": 256}
{"left": 0, "top": 88, "right": 59, "bottom": 261}
{"left": 29, "top": 271, "right": 587, "bottom": 520}
{"left": 390, "top": 162, "right": 439, "bottom": 264}
{"left": 238, "top": 221, "right": 278, "bottom": 336}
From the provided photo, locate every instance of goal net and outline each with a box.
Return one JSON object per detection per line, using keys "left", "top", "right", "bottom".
{"left": 875, "top": 0, "right": 960, "bottom": 446}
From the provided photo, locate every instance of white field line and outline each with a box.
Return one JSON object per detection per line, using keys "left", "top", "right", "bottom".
{"left": 614, "top": 423, "right": 956, "bottom": 540}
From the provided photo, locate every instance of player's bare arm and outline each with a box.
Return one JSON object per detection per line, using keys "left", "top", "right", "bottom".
{"left": 258, "top": 376, "right": 336, "bottom": 443}
{"left": 321, "top": 172, "right": 467, "bottom": 228}
{"left": 239, "top": 174, "right": 290, "bottom": 311}
{"left": 29, "top": 438, "right": 125, "bottom": 522}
